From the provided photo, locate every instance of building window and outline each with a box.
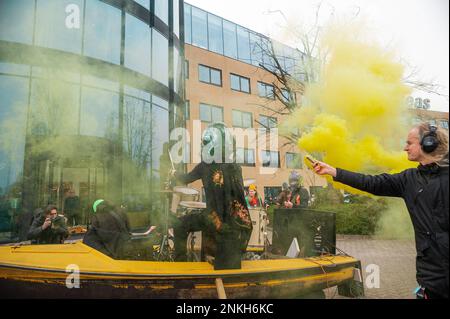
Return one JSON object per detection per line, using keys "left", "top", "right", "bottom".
{"left": 125, "top": 13, "right": 151, "bottom": 77}
{"left": 261, "top": 151, "right": 280, "bottom": 168}
{"left": 223, "top": 20, "right": 238, "bottom": 59}
{"left": 237, "top": 26, "right": 251, "bottom": 63}
{"left": 281, "top": 88, "right": 290, "bottom": 102}
{"left": 230, "top": 74, "right": 250, "bottom": 93}
{"left": 185, "top": 60, "right": 189, "bottom": 79}
{"left": 198, "top": 65, "right": 222, "bottom": 86}
{"left": 184, "top": 3, "right": 192, "bottom": 44}
{"left": 236, "top": 148, "right": 255, "bottom": 166}
{"left": 199, "top": 103, "right": 223, "bottom": 123}
{"left": 264, "top": 187, "right": 282, "bottom": 205}
{"left": 152, "top": 29, "right": 169, "bottom": 86}
{"left": 259, "top": 115, "right": 277, "bottom": 129}
{"left": 185, "top": 100, "right": 190, "bottom": 120}
{"left": 232, "top": 110, "right": 253, "bottom": 128}
{"left": 257, "top": 81, "right": 274, "bottom": 99}
{"left": 439, "top": 120, "right": 449, "bottom": 130}
{"left": 429, "top": 119, "right": 437, "bottom": 126}
{"left": 191, "top": 6, "right": 208, "bottom": 49}
{"left": 208, "top": 13, "right": 224, "bottom": 55}
{"left": 286, "top": 152, "right": 302, "bottom": 169}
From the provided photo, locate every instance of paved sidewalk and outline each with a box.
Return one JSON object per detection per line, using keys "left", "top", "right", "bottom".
{"left": 325, "top": 235, "right": 417, "bottom": 299}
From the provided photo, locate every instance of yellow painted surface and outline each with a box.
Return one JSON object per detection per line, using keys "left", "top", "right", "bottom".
{"left": 0, "top": 242, "right": 358, "bottom": 279}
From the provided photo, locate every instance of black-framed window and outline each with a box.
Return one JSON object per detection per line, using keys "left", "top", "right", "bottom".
{"left": 261, "top": 150, "right": 280, "bottom": 168}
{"left": 257, "top": 81, "right": 274, "bottom": 99}
{"left": 232, "top": 110, "right": 252, "bottom": 128}
{"left": 236, "top": 148, "right": 255, "bottom": 167}
{"left": 286, "top": 152, "right": 302, "bottom": 169}
{"left": 199, "top": 103, "right": 223, "bottom": 123}
{"left": 230, "top": 74, "right": 250, "bottom": 93}
{"left": 198, "top": 65, "right": 222, "bottom": 86}
{"left": 259, "top": 115, "right": 277, "bottom": 129}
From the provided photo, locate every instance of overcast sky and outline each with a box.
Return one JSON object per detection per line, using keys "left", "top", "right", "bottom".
{"left": 187, "top": 0, "right": 449, "bottom": 112}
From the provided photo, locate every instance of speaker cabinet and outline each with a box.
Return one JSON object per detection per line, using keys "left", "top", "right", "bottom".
{"left": 272, "top": 208, "right": 336, "bottom": 257}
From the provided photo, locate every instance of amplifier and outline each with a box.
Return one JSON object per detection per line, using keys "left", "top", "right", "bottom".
{"left": 271, "top": 208, "right": 336, "bottom": 257}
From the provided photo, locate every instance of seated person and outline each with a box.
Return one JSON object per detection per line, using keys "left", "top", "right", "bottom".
{"left": 83, "top": 199, "right": 155, "bottom": 260}
{"left": 28, "top": 205, "right": 69, "bottom": 244}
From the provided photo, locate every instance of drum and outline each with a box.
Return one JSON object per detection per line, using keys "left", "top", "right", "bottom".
{"left": 247, "top": 208, "right": 268, "bottom": 250}
{"left": 176, "top": 201, "right": 206, "bottom": 217}
{"left": 171, "top": 187, "right": 200, "bottom": 213}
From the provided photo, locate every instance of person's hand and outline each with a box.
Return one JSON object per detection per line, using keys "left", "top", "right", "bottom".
{"left": 313, "top": 161, "right": 337, "bottom": 177}
{"left": 284, "top": 201, "right": 293, "bottom": 209}
{"left": 42, "top": 218, "right": 51, "bottom": 230}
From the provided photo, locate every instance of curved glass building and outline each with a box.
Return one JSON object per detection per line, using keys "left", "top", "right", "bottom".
{"left": 0, "top": 0, "right": 185, "bottom": 240}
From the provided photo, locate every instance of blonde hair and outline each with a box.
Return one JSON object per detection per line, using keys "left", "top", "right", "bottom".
{"left": 415, "top": 122, "right": 449, "bottom": 162}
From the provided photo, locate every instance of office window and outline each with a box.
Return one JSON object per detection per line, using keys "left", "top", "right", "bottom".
{"left": 152, "top": 29, "right": 169, "bottom": 86}
{"left": 286, "top": 153, "right": 302, "bottom": 169}
{"left": 230, "top": 74, "right": 250, "bottom": 93}
{"left": 259, "top": 115, "right": 277, "bottom": 129}
{"left": 185, "top": 100, "right": 190, "bottom": 120}
{"left": 0, "top": 0, "right": 34, "bottom": 45}
{"left": 236, "top": 148, "right": 255, "bottom": 166}
{"left": 232, "top": 110, "right": 253, "bottom": 128}
{"left": 155, "top": 0, "right": 169, "bottom": 24}
{"left": 199, "top": 103, "right": 223, "bottom": 123}
{"left": 125, "top": 13, "right": 151, "bottom": 76}
{"left": 35, "top": 0, "right": 84, "bottom": 54}
{"left": 257, "top": 82, "right": 274, "bottom": 99}
{"left": 208, "top": 14, "right": 224, "bottom": 55}
{"left": 250, "top": 33, "right": 263, "bottom": 67}
{"left": 261, "top": 151, "right": 280, "bottom": 168}
{"left": 237, "top": 26, "right": 251, "bottom": 63}
{"left": 185, "top": 60, "right": 189, "bottom": 79}
{"left": 439, "top": 120, "right": 449, "bottom": 130}
{"left": 429, "top": 119, "right": 437, "bottom": 126}
{"left": 198, "top": 65, "right": 222, "bottom": 86}
{"left": 84, "top": 0, "right": 121, "bottom": 64}
{"left": 223, "top": 20, "right": 238, "bottom": 59}
{"left": 184, "top": 3, "right": 192, "bottom": 44}
{"left": 192, "top": 7, "right": 208, "bottom": 49}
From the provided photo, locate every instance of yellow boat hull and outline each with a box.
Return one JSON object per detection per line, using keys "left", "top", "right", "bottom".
{"left": 0, "top": 242, "right": 362, "bottom": 298}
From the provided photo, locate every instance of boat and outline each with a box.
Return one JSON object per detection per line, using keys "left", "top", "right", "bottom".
{"left": 0, "top": 241, "right": 363, "bottom": 299}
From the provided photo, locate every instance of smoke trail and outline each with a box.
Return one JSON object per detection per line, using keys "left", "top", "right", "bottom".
{"left": 284, "top": 23, "right": 416, "bottom": 195}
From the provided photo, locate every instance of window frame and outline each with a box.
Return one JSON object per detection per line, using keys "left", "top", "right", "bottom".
{"left": 257, "top": 81, "right": 275, "bottom": 99}
{"left": 199, "top": 103, "right": 223, "bottom": 123}
{"left": 232, "top": 109, "right": 253, "bottom": 128}
{"left": 261, "top": 150, "right": 280, "bottom": 168}
{"left": 198, "top": 64, "right": 222, "bottom": 87}
{"left": 230, "top": 73, "right": 251, "bottom": 94}
{"left": 285, "top": 152, "right": 302, "bottom": 169}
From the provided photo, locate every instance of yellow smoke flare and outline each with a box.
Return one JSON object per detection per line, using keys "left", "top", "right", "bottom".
{"left": 290, "top": 24, "right": 416, "bottom": 194}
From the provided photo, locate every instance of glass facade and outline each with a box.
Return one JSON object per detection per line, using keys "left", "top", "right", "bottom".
{"left": 0, "top": 0, "right": 184, "bottom": 240}
{"left": 184, "top": 3, "right": 303, "bottom": 73}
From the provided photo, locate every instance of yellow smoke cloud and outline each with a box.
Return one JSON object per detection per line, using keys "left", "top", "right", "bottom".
{"left": 288, "top": 24, "right": 416, "bottom": 194}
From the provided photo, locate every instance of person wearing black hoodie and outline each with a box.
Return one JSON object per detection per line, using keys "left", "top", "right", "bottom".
{"left": 312, "top": 122, "right": 449, "bottom": 299}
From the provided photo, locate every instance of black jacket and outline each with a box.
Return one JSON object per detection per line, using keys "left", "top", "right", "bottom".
{"left": 28, "top": 214, "right": 69, "bottom": 244}
{"left": 335, "top": 164, "right": 449, "bottom": 298}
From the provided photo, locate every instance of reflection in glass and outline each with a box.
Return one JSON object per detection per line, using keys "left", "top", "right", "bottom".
{"left": 80, "top": 86, "right": 119, "bottom": 139}
{"left": 237, "top": 26, "right": 250, "bottom": 63}
{"left": 155, "top": 0, "right": 169, "bottom": 24}
{"left": 125, "top": 14, "right": 151, "bottom": 76}
{"left": 250, "top": 33, "right": 263, "bottom": 67}
{"left": 151, "top": 104, "right": 169, "bottom": 180}
{"left": 191, "top": 7, "right": 207, "bottom": 49}
{"left": 223, "top": 20, "right": 237, "bottom": 59}
{"left": 84, "top": 0, "right": 121, "bottom": 64}
{"left": 173, "top": 0, "right": 180, "bottom": 37}
{"left": 0, "top": 0, "right": 34, "bottom": 44}
{"left": 0, "top": 75, "right": 28, "bottom": 234}
{"left": 184, "top": 3, "right": 192, "bottom": 44}
{"left": 208, "top": 14, "right": 223, "bottom": 55}
{"left": 134, "top": 0, "right": 149, "bottom": 10}
{"left": 29, "top": 76, "right": 80, "bottom": 136}
{"left": 35, "top": 0, "right": 84, "bottom": 54}
{"left": 152, "top": 29, "right": 169, "bottom": 86}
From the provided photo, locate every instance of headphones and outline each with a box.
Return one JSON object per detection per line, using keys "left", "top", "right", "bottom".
{"left": 420, "top": 124, "right": 439, "bottom": 153}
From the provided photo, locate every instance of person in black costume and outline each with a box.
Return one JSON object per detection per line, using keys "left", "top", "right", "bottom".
{"left": 171, "top": 122, "right": 253, "bottom": 269}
